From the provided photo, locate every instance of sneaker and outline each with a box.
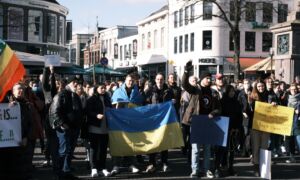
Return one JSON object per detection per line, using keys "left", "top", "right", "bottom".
{"left": 99, "top": 169, "right": 111, "bottom": 177}
{"left": 42, "top": 160, "right": 51, "bottom": 167}
{"left": 190, "top": 170, "right": 198, "bottom": 178}
{"left": 91, "top": 168, "right": 98, "bottom": 177}
{"left": 129, "top": 165, "right": 139, "bottom": 173}
{"left": 286, "top": 156, "right": 296, "bottom": 163}
{"left": 110, "top": 166, "right": 120, "bottom": 176}
{"left": 214, "top": 169, "right": 222, "bottom": 178}
{"left": 206, "top": 170, "right": 214, "bottom": 179}
{"left": 145, "top": 164, "right": 156, "bottom": 173}
{"left": 162, "top": 164, "right": 170, "bottom": 172}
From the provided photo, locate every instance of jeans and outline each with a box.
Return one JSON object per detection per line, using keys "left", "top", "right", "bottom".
{"left": 191, "top": 144, "right": 211, "bottom": 172}
{"left": 56, "top": 128, "right": 72, "bottom": 174}
{"left": 296, "top": 135, "right": 300, "bottom": 149}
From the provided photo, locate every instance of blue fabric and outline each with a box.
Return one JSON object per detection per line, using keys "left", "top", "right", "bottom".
{"left": 106, "top": 101, "right": 178, "bottom": 132}
{"left": 190, "top": 115, "right": 229, "bottom": 147}
{"left": 111, "top": 84, "right": 143, "bottom": 105}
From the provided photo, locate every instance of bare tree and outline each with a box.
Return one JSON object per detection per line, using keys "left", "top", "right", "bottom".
{"left": 183, "top": 0, "right": 288, "bottom": 81}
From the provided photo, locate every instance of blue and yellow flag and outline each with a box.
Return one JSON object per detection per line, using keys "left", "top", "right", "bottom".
{"left": 106, "top": 101, "right": 184, "bottom": 156}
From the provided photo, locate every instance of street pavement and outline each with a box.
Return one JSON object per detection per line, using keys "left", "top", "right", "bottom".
{"left": 32, "top": 146, "right": 300, "bottom": 180}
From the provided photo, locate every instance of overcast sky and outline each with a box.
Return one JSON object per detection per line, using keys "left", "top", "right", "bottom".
{"left": 58, "top": 0, "right": 167, "bottom": 34}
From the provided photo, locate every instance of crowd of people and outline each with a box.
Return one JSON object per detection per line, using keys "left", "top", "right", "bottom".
{"left": 0, "top": 61, "right": 300, "bottom": 179}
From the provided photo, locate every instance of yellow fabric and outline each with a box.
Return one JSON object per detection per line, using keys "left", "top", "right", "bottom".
{"left": 109, "top": 122, "right": 184, "bottom": 156}
{"left": 0, "top": 46, "right": 13, "bottom": 75}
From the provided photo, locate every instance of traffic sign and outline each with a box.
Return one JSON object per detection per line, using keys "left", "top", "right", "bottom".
{"left": 100, "top": 57, "right": 108, "bottom": 66}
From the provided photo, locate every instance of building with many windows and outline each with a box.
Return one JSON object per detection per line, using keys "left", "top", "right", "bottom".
{"left": 136, "top": 5, "right": 170, "bottom": 80}
{"left": 114, "top": 34, "right": 138, "bottom": 71}
{"left": 168, "top": 0, "right": 294, "bottom": 79}
{"left": 0, "top": 0, "right": 71, "bottom": 58}
{"left": 84, "top": 26, "right": 137, "bottom": 69}
{"left": 68, "top": 33, "right": 93, "bottom": 66}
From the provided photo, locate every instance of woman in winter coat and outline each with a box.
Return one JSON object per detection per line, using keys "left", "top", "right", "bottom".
{"left": 86, "top": 84, "right": 112, "bottom": 177}
{"left": 286, "top": 83, "right": 300, "bottom": 163}
{"left": 215, "top": 85, "right": 243, "bottom": 177}
{"left": 248, "top": 79, "right": 275, "bottom": 177}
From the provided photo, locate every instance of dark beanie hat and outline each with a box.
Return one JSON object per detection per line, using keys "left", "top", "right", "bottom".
{"left": 199, "top": 71, "right": 212, "bottom": 81}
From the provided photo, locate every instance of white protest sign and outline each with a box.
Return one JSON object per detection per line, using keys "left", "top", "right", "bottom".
{"left": 44, "top": 55, "right": 61, "bottom": 67}
{"left": 260, "top": 149, "right": 271, "bottom": 180}
{"left": 0, "top": 103, "right": 22, "bottom": 148}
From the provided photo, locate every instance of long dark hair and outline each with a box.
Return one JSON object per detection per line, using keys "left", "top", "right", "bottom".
{"left": 250, "top": 79, "right": 266, "bottom": 102}
{"left": 224, "top": 85, "right": 235, "bottom": 99}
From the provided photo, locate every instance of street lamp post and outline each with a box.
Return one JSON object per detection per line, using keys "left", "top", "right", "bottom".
{"left": 100, "top": 52, "right": 108, "bottom": 83}
{"left": 269, "top": 47, "right": 274, "bottom": 73}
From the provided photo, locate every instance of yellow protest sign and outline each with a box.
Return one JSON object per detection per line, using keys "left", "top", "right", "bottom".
{"left": 252, "top": 101, "right": 294, "bottom": 136}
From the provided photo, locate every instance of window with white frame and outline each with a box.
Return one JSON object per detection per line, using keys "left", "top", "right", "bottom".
{"left": 47, "top": 13, "right": 57, "bottom": 43}
{"left": 8, "top": 7, "right": 24, "bottom": 40}
{"left": 184, "top": 34, "right": 188, "bottom": 52}
{"left": 28, "top": 10, "right": 43, "bottom": 42}
{"left": 154, "top": 29, "right": 157, "bottom": 48}
{"left": 185, "top": 6, "right": 189, "bottom": 25}
{"left": 161, "top": 27, "right": 164, "bottom": 48}
{"left": 59, "top": 16, "right": 65, "bottom": 45}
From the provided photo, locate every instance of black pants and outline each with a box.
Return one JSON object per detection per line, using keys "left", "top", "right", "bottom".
{"left": 89, "top": 133, "right": 109, "bottom": 170}
{"left": 0, "top": 147, "right": 27, "bottom": 179}
{"left": 149, "top": 150, "right": 168, "bottom": 166}
{"left": 181, "top": 124, "right": 191, "bottom": 162}
{"left": 285, "top": 135, "right": 296, "bottom": 155}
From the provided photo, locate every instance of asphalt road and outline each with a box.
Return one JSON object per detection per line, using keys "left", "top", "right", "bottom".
{"left": 31, "top": 146, "right": 300, "bottom": 180}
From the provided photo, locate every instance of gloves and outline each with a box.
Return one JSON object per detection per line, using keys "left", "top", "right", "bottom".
{"left": 185, "top": 60, "right": 193, "bottom": 72}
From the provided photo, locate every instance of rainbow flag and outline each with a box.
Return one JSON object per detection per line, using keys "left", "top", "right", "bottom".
{"left": 106, "top": 101, "right": 184, "bottom": 156}
{"left": 0, "top": 40, "right": 26, "bottom": 101}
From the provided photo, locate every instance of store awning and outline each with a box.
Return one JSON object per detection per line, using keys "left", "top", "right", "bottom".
{"left": 15, "top": 51, "right": 70, "bottom": 66}
{"left": 137, "top": 54, "right": 167, "bottom": 65}
{"left": 226, "top": 57, "right": 263, "bottom": 70}
{"left": 244, "top": 57, "right": 275, "bottom": 72}
{"left": 85, "top": 64, "right": 125, "bottom": 76}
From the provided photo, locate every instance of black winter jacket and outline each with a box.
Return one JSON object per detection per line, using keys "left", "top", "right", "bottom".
{"left": 49, "top": 89, "right": 83, "bottom": 129}
{"left": 86, "top": 93, "right": 111, "bottom": 127}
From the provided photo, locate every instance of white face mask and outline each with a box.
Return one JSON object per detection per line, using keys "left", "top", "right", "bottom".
{"left": 112, "top": 86, "right": 117, "bottom": 91}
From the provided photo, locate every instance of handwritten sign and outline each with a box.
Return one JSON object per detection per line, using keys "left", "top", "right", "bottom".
{"left": 0, "top": 103, "right": 21, "bottom": 148}
{"left": 44, "top": 55, "right": 61, "bottom": 67}
{"left": 253, "top": 101, "right": 294, "bottom": 136}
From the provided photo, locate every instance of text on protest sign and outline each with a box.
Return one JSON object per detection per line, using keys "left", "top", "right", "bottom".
{"left": 253, "top": 101, "right": 294, "bottom": 136}
{"left": 0, "top": 103, "right": 21, "bottom": 148}
{"left": 44, "top": 55, "right": 61, "bottom": 67}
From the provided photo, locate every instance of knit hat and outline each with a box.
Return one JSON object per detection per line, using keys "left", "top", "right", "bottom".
{"left": 199, "top": 71, "right": 212, "bottom": 81}
{"left": 215, "top": 73, "right": 223, "bottom": 80}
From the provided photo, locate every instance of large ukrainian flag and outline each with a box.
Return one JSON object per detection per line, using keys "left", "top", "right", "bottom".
{"left": 106, "top": 101, "right": 184, "bottom": 156}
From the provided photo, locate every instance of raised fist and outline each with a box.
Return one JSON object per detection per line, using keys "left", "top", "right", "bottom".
{"left": 185, "top": 60, "right": 193, "bottom": 72}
